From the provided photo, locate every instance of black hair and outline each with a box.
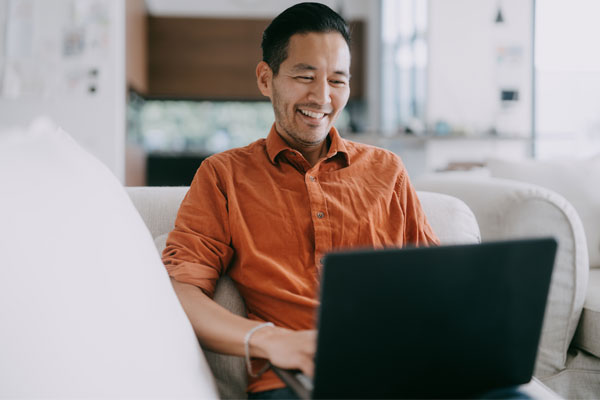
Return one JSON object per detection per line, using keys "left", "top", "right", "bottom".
{"left": 261, "top": 2, "right": 351, "bottom": 75}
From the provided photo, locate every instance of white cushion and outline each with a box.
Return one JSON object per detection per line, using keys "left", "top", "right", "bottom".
{"left": 416, "top": 191, "right": 481, "bottom": 245}
{"left": 0, "top": 118, "right": 218, "bottom": 398}
{"left": 487, "top": 156, "right": 600, "bottom": 268}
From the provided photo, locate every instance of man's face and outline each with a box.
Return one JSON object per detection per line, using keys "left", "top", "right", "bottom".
{"left": 258, "top": 32, "right": 351, "bottom": 148}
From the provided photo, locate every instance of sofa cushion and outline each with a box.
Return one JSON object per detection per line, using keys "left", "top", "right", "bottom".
{"left": 487, "top": 156, "right": 600, "bottom": 268}
{"left": 573, "top": 268, "right": 600, "bottom": 357}
{"left": 417, "top": 191, "right": 481, "bottom": 245}
{"left": 127, "top": 186, "right": 188, "bottom": 239}
{"left": 0, "top": 118, "right": 217, "bottom": 398}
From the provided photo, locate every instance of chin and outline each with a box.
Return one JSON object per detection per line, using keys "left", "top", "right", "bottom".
{"left": 305, "top": 124, "right": 330, "bottom": 136}
{"left": 303, "top": 130, "right": 329, "bottom": 144}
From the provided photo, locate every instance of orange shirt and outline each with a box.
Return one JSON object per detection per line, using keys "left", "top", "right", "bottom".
{"left": 163, "top": 125, "right": 439, "bottom": 393}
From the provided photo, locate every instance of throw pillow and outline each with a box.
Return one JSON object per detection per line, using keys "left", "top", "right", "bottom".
{"left": 0, "top": 118, "right": 218, "bottom": 398}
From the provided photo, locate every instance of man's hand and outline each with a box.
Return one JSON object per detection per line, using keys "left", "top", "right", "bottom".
{"left": 250, "top": 326, "right": 317, "bottom": 377}
{"left": 169, "top": 278, "right": 317, "bottom": 377}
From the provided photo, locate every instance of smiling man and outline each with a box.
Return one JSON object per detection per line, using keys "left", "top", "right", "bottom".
{"left": 258, "top": 30, "right": 350, "bottom": 166}
{"left": 162, "top": 3, "right": 438, "bottom": 399}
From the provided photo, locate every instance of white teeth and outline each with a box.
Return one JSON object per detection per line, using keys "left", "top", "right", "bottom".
{"left": 299, "top": 109, "right": 325, "bottom": 119}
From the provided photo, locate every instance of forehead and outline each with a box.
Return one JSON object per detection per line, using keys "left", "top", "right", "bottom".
{"left": 282, "top": 32, "right": 351, "bottom": 73}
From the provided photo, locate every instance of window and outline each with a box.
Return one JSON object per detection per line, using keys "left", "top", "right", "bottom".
{"left": 380, "top": 0, "right": 428, "bottom": 134}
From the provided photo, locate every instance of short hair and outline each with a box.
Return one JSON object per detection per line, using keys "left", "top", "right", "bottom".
{"left": 261, "top": 2, "right": 351, "bottom": 75}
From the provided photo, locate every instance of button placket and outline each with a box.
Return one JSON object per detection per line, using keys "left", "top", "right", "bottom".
{"left": 305, "top": 167, "right": 332, "bottom": 269}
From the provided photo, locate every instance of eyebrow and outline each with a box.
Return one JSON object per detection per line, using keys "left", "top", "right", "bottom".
{"left": 291, "top": 63, "right": 350, "bottom": 78}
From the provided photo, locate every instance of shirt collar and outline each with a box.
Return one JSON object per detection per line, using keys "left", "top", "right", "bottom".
{"left": 266, "top": 124, "right": 350, "bottom": 166}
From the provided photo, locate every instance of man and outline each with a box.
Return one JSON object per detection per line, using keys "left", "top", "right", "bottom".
{"left": 162, "top": 3, "right": 438, "bottom": 398}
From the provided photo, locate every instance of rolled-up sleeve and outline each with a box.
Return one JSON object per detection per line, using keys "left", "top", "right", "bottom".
{"left": 162, "top": 158, "right": 234, "bottom": 298}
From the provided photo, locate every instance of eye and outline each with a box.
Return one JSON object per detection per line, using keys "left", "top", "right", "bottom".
{"left": 295, "top": 76, "right": 313, "bottom": 82}
{"left": 329, "top": 79, "right": 348, "bottom": 87}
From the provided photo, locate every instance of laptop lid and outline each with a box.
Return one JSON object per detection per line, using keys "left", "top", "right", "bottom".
{"left": 309, "top": 238, "right": 557, "bottom": 399}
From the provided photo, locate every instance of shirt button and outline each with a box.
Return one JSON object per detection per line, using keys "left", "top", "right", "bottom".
{"left": 317, "top": 212, "right": 325, "bottom": 219}
{"left": 309, "top": 176, "right": 316, "bottom": 182}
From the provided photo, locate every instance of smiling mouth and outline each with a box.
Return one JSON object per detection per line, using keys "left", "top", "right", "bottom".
{"left": 298, "top": 108, "right": 328, "bottom": 120}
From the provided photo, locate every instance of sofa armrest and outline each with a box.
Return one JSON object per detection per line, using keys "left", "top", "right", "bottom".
{"left": 415, "top": 175, "right": 589, "bottom": 379}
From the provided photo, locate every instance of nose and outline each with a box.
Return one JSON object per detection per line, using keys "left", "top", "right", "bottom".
{"left": 308, "top": 77, "right": 331, "bottom": 106}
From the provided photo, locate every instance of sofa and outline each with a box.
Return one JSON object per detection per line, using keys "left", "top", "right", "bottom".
{"left": 416, "top": 165, "right": 600, "bottom": 399}
{"left": 128, "top": 176, "right": 596, "bottom": 399}
{"left": 0, "top": 119, "right": 587, "bottom": 398}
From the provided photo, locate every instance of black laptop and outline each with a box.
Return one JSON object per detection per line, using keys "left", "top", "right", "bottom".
{"left": 273, "top": 238, "right": 557, "bottom": 399}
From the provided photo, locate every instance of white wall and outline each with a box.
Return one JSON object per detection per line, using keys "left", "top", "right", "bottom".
{"left": 0, "top": 0, "right": 126, "bottom": 181}
{"left": 427, "top": 0, "right": 533, "bottom": 138}
{"left": 535, "top": 0, "right": 600, "bottom": 159}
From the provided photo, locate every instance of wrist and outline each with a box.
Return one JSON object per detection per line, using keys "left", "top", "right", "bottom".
{"left": 248, "top": 324, "right": 284, "bottom": 359}
{"left": 244, "top": 322, "right": 278, "bottom": 378}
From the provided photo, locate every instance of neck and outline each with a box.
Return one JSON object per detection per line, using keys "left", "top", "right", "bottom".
{"left": 300, "top": 139, "right": 329, "bottom": 167}
{"left": 275, "top": 125, "right": 331, "bottom": 167}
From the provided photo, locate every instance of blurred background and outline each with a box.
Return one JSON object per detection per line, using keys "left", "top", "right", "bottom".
{"left": 0, "top": 0, "right": 598, "bottom": 185}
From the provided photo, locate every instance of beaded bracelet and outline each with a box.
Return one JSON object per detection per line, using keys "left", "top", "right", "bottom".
{"left": 244, "top": 322, "right": 275, "bottom": 378}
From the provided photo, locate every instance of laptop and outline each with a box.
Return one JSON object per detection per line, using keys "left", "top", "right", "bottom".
{"left": 272, "top": 237, "right": 557, "bottom": 399}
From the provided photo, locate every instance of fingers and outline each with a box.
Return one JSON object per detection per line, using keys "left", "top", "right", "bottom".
{"left": 299, "top": 355, "right": 315, "bottom": 378}
{"left": 296, "top": 330, "right": 317, "bottom": 377}
{"left": 263, "top": 328, "right": 318, "bottom": 376}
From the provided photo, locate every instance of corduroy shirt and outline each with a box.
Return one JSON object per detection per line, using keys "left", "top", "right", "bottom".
{"left": 163, "top": 125, "right": 439, "bottom": 393}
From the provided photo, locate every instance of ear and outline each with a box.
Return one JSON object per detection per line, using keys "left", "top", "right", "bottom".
{"left": 256, "top": 61, "right": 273, "bottom": 98}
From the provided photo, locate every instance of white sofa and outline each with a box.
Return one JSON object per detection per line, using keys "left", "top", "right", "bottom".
{"left": 126, "top": 179, "right": 592, "bottom": 398}
{"left": 416, "top": 172, "right": 600, "bottom": 399}
{"left": 1, "top": 119, "right": 590, "bottom": 398}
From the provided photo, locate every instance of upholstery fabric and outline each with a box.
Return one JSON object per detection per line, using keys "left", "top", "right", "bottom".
{"left": 417, "top": 191, "right": 481, "bottom": 245}
{"left": 0, "top": 119, "right": 217, "bottom": 398}
{"left": 128, "top": 185, "right": 481, "bottom": 399}
{"left": 150, "top": 230, "right": 248, "bottom": 399}
{"left": 486, "top": 157, "right": 600, "bottom": 369}
{"left": 415, "top": 175, "right": 589, "bottom": 379}
{"left": 573, "top": 269, "right": 600, "bottom": 358}
{"left": 487, "top": 156, "right": 600, "bottom": 268}
{"left": 542, "top": 347, "right": 600, "bottom": 398}
{"left": 127, "top": 186, "right": 188, "bottom": 239}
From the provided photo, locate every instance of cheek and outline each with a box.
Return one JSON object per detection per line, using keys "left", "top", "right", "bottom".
{"left": 332, "top": 88, "right": 350, "bottom": 110}
{"left": 280, "top": 89, "right": 303, "bottom": 110}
